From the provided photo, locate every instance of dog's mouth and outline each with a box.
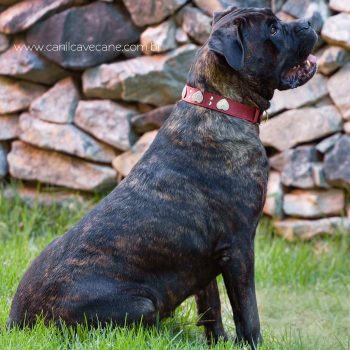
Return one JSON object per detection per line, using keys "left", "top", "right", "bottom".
{"left": 279, "top": 54, "right": 317, "bottom": 90}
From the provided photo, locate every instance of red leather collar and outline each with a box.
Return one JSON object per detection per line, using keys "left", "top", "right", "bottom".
{"left": 181, "top": 85, "right": 263, "bottom": 124}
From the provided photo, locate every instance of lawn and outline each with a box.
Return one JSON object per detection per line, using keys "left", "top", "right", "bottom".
{"left": 0, "top": 188, "right": 349, "bottom": 349}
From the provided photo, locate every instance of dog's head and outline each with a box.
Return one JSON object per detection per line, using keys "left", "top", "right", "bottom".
{"left": 208, "top": 7, "right": 318, "bottom": 92}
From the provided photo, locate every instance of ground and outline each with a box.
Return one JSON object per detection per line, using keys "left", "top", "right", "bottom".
{"left": 0, "top": 188, "right": 349, "bottom": 349}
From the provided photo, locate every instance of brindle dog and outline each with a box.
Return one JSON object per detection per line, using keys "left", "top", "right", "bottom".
{"left": 8, "top": 7, "right": 318, "bottom": 348}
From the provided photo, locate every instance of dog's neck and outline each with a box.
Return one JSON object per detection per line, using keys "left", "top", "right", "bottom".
{"left": 187, "top": 47, "right": 271, "bottom": 112}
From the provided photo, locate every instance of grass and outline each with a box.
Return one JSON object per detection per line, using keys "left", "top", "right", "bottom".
{"left": 0, "top": 188, "right": 349, "bottom": 349}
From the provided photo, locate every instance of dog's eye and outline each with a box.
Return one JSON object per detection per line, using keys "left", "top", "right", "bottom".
{"left": 270, "top": 25, "right": 278, "bottom": 35}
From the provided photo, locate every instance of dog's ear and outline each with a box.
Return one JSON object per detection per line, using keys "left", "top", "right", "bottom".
{"left": 208, "top": 22, "right": 244, "bottom": 71}
{"left": 212, "top": 6, "right": 238, "bottom": 25}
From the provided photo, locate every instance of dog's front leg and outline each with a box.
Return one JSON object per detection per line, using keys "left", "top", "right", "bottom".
{"left": 221, "top": 243, "right": 262, "bottom": 349}
{"left": 195, "top": 278, "right": 228, "bottom": 343}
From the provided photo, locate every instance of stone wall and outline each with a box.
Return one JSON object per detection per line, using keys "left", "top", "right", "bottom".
{"left": 0, "top": 0, "right": 349, "bottom": 239}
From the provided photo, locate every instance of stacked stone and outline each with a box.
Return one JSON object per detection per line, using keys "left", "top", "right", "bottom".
{"left": 261, "top": 0, "right": 350, "bottom": 240}
{"left": 0, "top": 0, "right": 349, "bottom": 238}
{"left": 0, "top": 0, "right": 200, "bottom": 193}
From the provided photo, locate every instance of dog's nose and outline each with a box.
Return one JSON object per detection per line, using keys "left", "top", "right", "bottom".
{"left": 308, "top": 11, "right": 323, "bottom": 33}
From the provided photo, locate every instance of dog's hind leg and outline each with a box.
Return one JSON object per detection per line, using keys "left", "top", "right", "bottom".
{"left": 195, "top": 279, "right": 228, "bottom": 343}
{"left": 60, "top": 280, "right": 159, "bottom": 327}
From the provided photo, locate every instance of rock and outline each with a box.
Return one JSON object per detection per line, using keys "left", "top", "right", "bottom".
{"left": 268, "top": 74, "right": 328, "bottom": 116}
{"left": 344, "top": 122, "right": 350, "bottom": 134}
{"left": 239, "top": 0, "right": 271, "bottom": 6}
{"left": 122, "top": 0, "right": 187, "bottom": 26}
{"left": 322, "top": 13, "right": 350, "bottom": 50}
{"left": 270, "top": 146, "right": 329, "bottom": 189}
{"left": 272, "top": 0, "right": 287, "bottom": 13}
{"left": 276, "top": 10, "right": 296, "bottom": 22}
{"left": 274, "top": 217, "right": 350, "bottom": 241}
{"left": 324, "top": 135, "right": 350, "bottom": 187}
{"left": 192, "top": 0, "right": 221, "bottom": 16}
{"left": 0, "top": 0, "right": 91, "bottom": 34}
{"left": 279, "top": 147, "right": 319, "bottom": 189}
{"left": 283, "top": 189, "right": 345, "bottom": 218}
{"left": 131, "top": 105, "right": 173, "bottom": 134}
{"left": 75, "top": 100, "right": 137, "bottom": 151}
{"left": 8, "top": 141, "right": 117, "bottom": 191}
{"left": 230, "top": 0, "right": 271, "bottom": 8}
{"left": 281, "top": 161, "right": 314, "bottom": 188}
{"left": 0, "top": 0, "right": 21, "bottom": 6}
{"left": 193, "top": 0, "right": 270, "bottom": 16}
{"left": 30, "top": 77, "right": 79, "bottom": 124}
{"left": 328, "top": 63, "right": 350, "bottom": 120}
{"left": 112, "top": 130, "right": 157, "bottom": 177}
{"left": 269, "top": 153, "right": 289, "bottom": 173}
{"left": 263, "top": 171, "right": 284, "bottom": 218}
{"left": 140, "top": 19, "right": 177, "bottom": 55}
{"left": 313, "top": 96, "right": 334, "bottom": 108}
{"left": 0, "top": 39, "right": 67, "bottom": 84}
{"left": 0, "top": 114, "right": 20, "bottom": 140}
{"left": 270, "top": 146, "right": 317, "bottom": 172}
{"left": 0, "top": 76, "right": 46, "bottom": 114}
{"left": 282, "top": 0, "right": 329, "bottom": 21}
{"left": 316, "top": 133, "right": 342, "bottom": 153}
{"left": 122, "top": 47, "right": 144, "bottom": 60}
{"left": 19, "top": 114, "right": 117, "bottom": 163}
{"left": 83, "top": 44, "right": 198, "bottom": 106}
{"left": 282, "top": 0, "right": 310, "bottom": 17}
{"left": 317, "top": 46, "right": 350, "bottom": 76}
{"left": 0, "top": 33, "right": 9, "bottom": 52}
{"left": 137, "top": 104, "right": 154, "bottom": 114}
{"left": 329, "top": 0, "right": 350, "bottom": 13}
{"left": 175, "top": 28, "right": 189, "bottom": 45}
{"left": 260, "top": 106, "right": 343, "bottom": 151}
{"left": 0, "top": 141, "right": 8, "bottom": 178}
{"left": 26, "top": 2, "right": 141, "bottom": 70}
{"left": 311, "top": 163, "right": 330, "bottom": 189}
{"left": 179, "top": 6, "right": 211, "bottom": 45}
{"left": 3, "top": 186, "right": 87, "bottom": 208}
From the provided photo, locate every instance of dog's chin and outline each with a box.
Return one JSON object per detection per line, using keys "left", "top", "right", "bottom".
{"left": 278, "top": 54, "right": 317, "bottom": 90}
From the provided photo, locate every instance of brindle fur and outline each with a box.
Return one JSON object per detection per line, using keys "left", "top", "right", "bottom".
{"left": 8, "top": 7, "right": 318, "bottom": 349}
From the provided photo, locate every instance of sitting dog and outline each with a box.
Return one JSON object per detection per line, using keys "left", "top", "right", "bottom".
{"left": 8, "top": 6, "right": 318, "bottom": 348}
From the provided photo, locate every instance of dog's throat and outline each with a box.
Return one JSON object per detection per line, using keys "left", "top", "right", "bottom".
{"left": 181, "top": 85, "right": 263, "bottom": 124}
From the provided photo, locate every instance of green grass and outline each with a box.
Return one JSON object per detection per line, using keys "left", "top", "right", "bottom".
{"left": 0, "top": 189, "right": 349, "bottom": 349}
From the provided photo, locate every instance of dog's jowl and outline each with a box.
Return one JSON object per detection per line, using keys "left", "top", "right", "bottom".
{"left": 8, "top": 7, "right": 318, "bottom": 349}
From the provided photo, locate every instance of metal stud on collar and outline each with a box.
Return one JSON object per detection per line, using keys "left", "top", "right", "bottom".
{"left": 182, "top": 86, "right": 187, "bottom": 99}
{"left": 191, "top": 91, "right": 204, "bottom": 103}
{"left": 216, "top": 99, "right": 229, "bottom": 111}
